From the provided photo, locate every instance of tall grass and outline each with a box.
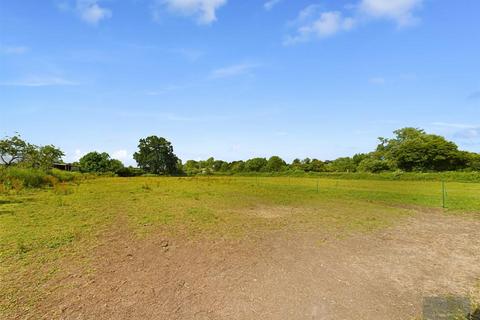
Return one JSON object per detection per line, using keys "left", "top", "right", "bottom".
{"left": 0, "top": 167, "right": 84, "bottom": 191}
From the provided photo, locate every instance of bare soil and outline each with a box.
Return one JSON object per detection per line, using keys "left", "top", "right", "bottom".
{"left": 38, "top": 211, "right": 480, "bottom": 320}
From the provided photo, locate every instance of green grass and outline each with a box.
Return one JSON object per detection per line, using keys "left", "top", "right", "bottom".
{"left": 1, "top": 176, "right": 479, "bottom": 317}
{"left": 233, "top": 171, "right": 480, "bottom": 183}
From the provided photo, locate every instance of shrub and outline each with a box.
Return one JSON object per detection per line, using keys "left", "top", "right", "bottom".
{"left": 357, "top": 158, "right": 392, "bottom": 173}
{"left": 116, "top": 166, "right": 144, "bottom": 177}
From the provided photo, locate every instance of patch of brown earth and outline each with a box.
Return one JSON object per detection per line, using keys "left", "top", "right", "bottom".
{"left": 38, "top": 212, "right": 480, "bottom": 320}
{"left": 244, "top": 205, "right": 302, "bottom": 219}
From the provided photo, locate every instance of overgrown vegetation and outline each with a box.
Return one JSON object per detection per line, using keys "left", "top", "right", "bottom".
{"left": 0, "top": 167, "right": 83, "bottom": 191}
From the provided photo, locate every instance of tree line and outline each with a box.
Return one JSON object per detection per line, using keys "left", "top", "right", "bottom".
{"left": 1, "top": 127, "right": 479, "bottom": 176}
{"left": 178, "top": 128, "right": 480, "bottom": 175}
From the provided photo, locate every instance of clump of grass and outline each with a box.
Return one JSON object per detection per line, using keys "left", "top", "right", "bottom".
{"left": 141, "top": 183, "right": 152, "bottom": 191}
{"left": 53, "top": 183, "right": 74, "bottom": 196}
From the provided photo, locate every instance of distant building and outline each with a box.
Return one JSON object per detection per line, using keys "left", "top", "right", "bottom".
{"left": 53, "top": 163, "right": 78, "bottom": 171}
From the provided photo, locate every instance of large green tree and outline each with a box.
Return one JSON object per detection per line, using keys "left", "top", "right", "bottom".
{"left": 377, "top": 128, "right": 467, "bottom": 171}
{"left": 133, "top": 136, "right": 179, "bottom": 175}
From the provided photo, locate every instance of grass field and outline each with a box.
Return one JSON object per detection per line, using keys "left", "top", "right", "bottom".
{"left": 1, "top": 176, "right": 480, "bottom": 318}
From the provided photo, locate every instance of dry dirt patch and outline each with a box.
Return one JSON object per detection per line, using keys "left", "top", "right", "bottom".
{"left": 39, "top": 211, "right": 480, "bottom": 320}
{"left": 243, "top": 205, "right": 303, "bottom": 219}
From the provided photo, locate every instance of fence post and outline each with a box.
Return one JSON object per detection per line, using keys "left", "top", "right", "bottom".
{"left": 442, "top": 181, "right": 446, "bottom": 209}
{"left": 316, "top": 179, "right": 319, "bottom": 193}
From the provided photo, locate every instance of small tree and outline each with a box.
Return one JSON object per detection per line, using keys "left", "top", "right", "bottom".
{"left": 79, "top": 152, "right": 124, "bottom": 173}
{"left": 229, "top": 161, "right": 245, "bottom": 172}
{"left": 0, "top": 134, "right": 32, "bottom": 166}
{"left": 245, "top": 157, "right": 268, "bottom": 172}
{"left": 327, "top": 157, "right": 357, "bottom": 172}
{"left": 133, "top": 136, "right": 179, "bottom": 175}
{"left": 266, "top": 156, "right": 286, "bottom": 172}
{"left": 26, "top": 145, "right": 65, "bottom": 170}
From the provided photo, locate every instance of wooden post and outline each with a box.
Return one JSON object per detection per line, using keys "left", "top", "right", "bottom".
{"left": 442, "top": 181, "right": 446, "bottom": 209}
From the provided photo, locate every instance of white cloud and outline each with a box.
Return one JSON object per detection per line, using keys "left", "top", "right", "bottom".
{"left": 0, "top": 45, "right": 29, "bottom": 55}
{"left": 359, "top": 0, "right": 423, "bottom": 27}
{"left": 284, "top": 10, "right": 355, "bottom": 45}
{"left": 73, "top": 149, "right": 85, "bottom": 162}
{"left": 264, "top": 0, "right": 282, "bottom": 11}
{"left": 431, "top": 122, "right": 478, "bottom": 129}
{"left": 210, "top": 63, "right": 257, "bottom": 79}
{"left": 0, "top": 75, "right": 77, "bottom": 87}
{"left": 76, "top": 0, "right": 112, "bottom": 25}
{"left": 145, "top": 85, "right": 183, "bottom": 96}
{"left": 285, "top": 0, "right": 423, "bottom": 45}
{"left": 172, "top": 48, "right": 204, "bottom": 62}
{"left": 112, "top": 149, "right": 129, "bottom": 160}
{"left": 157, "top": 0, "right": 227, "bottom": 24}
{"left": 369, "top": 76, "right": 386, "bottom": 85}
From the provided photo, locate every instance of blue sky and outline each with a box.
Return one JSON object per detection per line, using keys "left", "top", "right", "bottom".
{"left": 1, "top": 0, "right": 479, "bottom": 165}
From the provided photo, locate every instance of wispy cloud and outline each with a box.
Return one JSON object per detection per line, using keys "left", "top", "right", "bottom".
{"left": 1, "top": 75, "right": 77, "bottom": 87}
{"left": 171, "top": 48, "right": 204, "bottom": 62}
{"left": 359, "top": 0, "right": 423, "bottom": 27}
{"left": 77, "top": 0, "right": 112, "bottom": 25}
{"left": 116, "top": 110, "right": 232, "bottom": 122}
{"left": 209, "top": 63, "right": 258, "bottom": 79}
{"left": 369, "top": 76, "right": 386, "bottom": 85}
{"left": 453, "top": 128, "right": 480, "bottom": 142}
{"left": 467, "top": 90, "right": 480, "bottom": 101}
{"left": 153, "top": 0, "right": 227, "bottom": 24}
{"left": 144, "top": 85, "right": 185, "bottom": 96}
{"left": 284, "top": 7, "right": 355, "bottom": 45}
{"left": 264, "top": 0, "right": 282, "bottom": 11}
{"left": 431, "top": 122, "right": 477, "bottom": 129}
{"left": 59, "top": 0, "right": 112, "bottom": 25}
{"left": 0, "top": 45, "right": 29, "bottom": 55}
{"left": 285, "top": 0, "right": 423, "bottom": 45}
{"left": 431, "top": 122, "right": 480, "bottom": 144}
{"left": 112, "top": 149, "right": 129, "bottom": 160}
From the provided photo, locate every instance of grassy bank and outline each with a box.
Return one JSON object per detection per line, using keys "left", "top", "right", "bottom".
{"left": 0, "top": 167, "right": 85, "bottom": 192}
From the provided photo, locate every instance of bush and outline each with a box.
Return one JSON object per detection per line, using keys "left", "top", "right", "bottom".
{"left": 357, "top": 158, "right": 392, "bottom": 173}
{"left": 116, "top": 166, "right": 144, "bottom": 177}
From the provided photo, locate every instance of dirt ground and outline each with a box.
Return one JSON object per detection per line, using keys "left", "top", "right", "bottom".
{"left": 38, "top": 210, "right": 480, "bottom": 320}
